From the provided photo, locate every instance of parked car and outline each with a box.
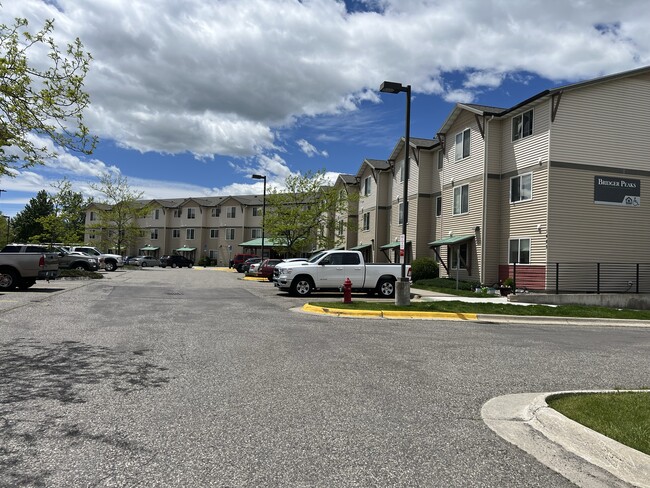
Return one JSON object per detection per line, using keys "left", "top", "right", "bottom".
{"left": 53, "top": 247, "right": 100, "bottom": 271}
{"left": 238, "top": 257, "right": 262, "bottom": 273}
{"left": 129, "top": 255, "right": 161, "bottom": 267}
{"left": 232, "top": 254, "right": 257, "bottom": 271}
{"left": 247, "top": 261, "right": 262, "bottom": 276}
{"left": 272, "top": 258, "right": 308, "bottom": 282}
{"left": 124, "top": 255, "right": 138, "bottom": 265}
{"left": 257, "top": 259, "right": 284, "bottom": 281}
{"left": 159, "top": 255, "right": 194, "bottom": 268}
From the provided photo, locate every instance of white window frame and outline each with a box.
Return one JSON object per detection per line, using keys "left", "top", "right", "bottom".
{"left": 153, "top": 209, "right": 160, "bottom": 220}
{"left": 173, "top": 208, "right": 181, "bottom": 218}
{"left": 227, "top": 206, "right": 236, "bottom": 218}
{"left": 435, "top": 196, "right": 442, "bottom": 217}
{"left": 512, "top": 109, "right": 533, "bottom": 141}
{"left": 398, "top": 202, "right": 404, "bottom": 225}
{"left": 455, "top": 128, "right": 470, "bottom": 161}
{"left": 150, "top": 228, "right": 158, "bottom": 240}
{"left": 337, "top": 220, "right": 344, "bottom": 237}
{"left": 186, "top": 228, "right": 195, "bottom": 240}
{"left": 211, "top": 207, "right": 220, "bottom": 217}
{"left": 437, "top": 150, "right": 443, "bottom": 170}
{"left": 509, "top": 237, "right": 531, "bottom": 264}
{"left": 363, "top": 176, "right": 372, "bottom": 196}
{"left": 210, "top": 228, "right": 218, "bottom": 239}
{"left": 225, "top": 228, "right": 235, "bottom": 240}
{"left": 252, "top": 207, "right": 262, "bottom": 217}
{"left": 187, "top": 208, "right": 196, "bottom": 219}
{"left": 399, "top": 160, "right": 404, "bottom": 182}
{"left": 453, "top": 184, "right": 469, "bottom": 215}
{"left": 362, "top": 212, "right": 370, "bottom": 231}
{"left": 89, "top": 211, "right": 96, "bottom": 221}
{"left": 510, "top": 173, "right": 533, "bottom": 203}
{"left": 172, "top": 229, "right": 180, "bottom": 238}
{"left": 251, "top": 228, "right": 262, "bottom": 239}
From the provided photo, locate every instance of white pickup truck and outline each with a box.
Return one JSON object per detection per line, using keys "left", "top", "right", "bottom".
{"left": 274, "top": 249, "right": 410, "bottom": 298}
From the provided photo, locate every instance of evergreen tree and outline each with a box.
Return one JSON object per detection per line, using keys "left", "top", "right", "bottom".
{"left": 11, "top": 190, "right": 54, "bottom": 242}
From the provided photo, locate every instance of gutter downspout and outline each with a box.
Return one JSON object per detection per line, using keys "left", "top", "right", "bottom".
{"left": 481, "top": 116, "right": 495, "bottom": 286}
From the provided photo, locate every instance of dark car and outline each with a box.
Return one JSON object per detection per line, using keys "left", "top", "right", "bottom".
{"left": 231, "top": 253, "right": 257, "bottom": 270}
{"left": 238, "top": 257, "right": 262, "bottom": 273}
{"left": 256, "top": 259, "right": 283, "bottom": 281}
{"left": 160, "top": 255, "right": 194, "bottom": 268}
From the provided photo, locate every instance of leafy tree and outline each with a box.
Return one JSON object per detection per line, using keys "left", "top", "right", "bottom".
{"left": 11, "top": 189, "right": 54, "bottom": 242}
{"left": 0, "top": 210, "right": 11, "bottom": 245}
{"left": 0, "top": 16, "right": 96, "bottom": 177}
{"left": 264, "top": 170, "right": 353, "bottom": 257}
{"left": 32, "top": 179, "right": 89, "bottom": 244}
{"left": 88, "top": 173, "right": 150, "bottom": 254}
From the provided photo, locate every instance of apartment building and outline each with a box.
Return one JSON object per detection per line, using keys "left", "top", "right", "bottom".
{"left": 84, "top": 66, "right": 650, "bottom": 290}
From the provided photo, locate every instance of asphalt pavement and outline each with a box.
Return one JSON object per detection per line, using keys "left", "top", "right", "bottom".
{"left": 0, "top": 267, "right": 649, "bottom": 487}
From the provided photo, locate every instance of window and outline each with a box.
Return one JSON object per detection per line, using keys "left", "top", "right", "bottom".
{"left": 509, "top": 238, "right": 530, "bottom": 264}
{"left": 363, "top": 212, "right": 370, "bottom": 231}
{"left": 211, "top": 207, "right": 220, "bottom": 217}
{"left": 210, "top": 229, "right": 219, "bottom": 239}
{"left": 451, "top": 243, "right": 468, "bottom": 269}
{"left": 453, "top": 184, "right": 469, "bottom": 215}
{"left": 150, "top": 228, "right": 158, "bottom": 240}
{"left": 252, "top": 228, "right": 262, "bottom": 239}
{"left": 512, "top": 109, "right": 533, "bottom": 141}
{"left": 455, "top": 128, "right": 470, "bottom": 161}
{"left": 399, "top": 160, "right": 404, "bottom": 182}
{"left": 225, "top": 228, "right": 235, "bottom": 240}
{"left": 186, "top": 228, "right": 195, "bottom": 240}
{"left": 337, "top": 220, "right": 344, "bottom": 236}
{"left": 227, "top": 206, "right": 236, "bottom": 218}
{"left": 398, "top": 202, "right": 405, "bottom": 225}
{"left": 363, "top": 176, "right": 372, "bottom": 196}
{"left": 252, "top": 207, "right": 262, "bottom": 217}
{"left": 437, "top": 150, "right": 443, "bottom": 170}
{"left": 89, "top": 211, "right": 96, "bottom": 221}
{"left": 172, "top": 229, "right": 180, "bottom": 238}
{"left": 173, "top": 208, "right": 182, "bottom": 218}
{"left": 153, "top": 209, "right": 160, "bottom": 220}
{"left": 436, "top": 196, "right": 442, "bottom": 217}
{"left": 511, "top": 173, "right": 532, "bottom": 203}
{"left": 89, "top": 233, "right": 96, "bottom": 240}
{"left": 187, "top": 208, "right": 196, "bottom": 219}
{"left": 209, "top": 250, "right": 217, "bottom": 259}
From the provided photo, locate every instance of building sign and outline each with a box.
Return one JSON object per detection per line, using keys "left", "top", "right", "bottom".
{"left": 594, "top": 176, "right": 640, "bottom": 207}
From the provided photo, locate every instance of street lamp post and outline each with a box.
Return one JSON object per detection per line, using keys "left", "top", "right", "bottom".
{"left": 380, "top": 81, "right": 411, "bottom": 306}
{"left": 251, "top": 174, "right": 267, "bottom": 260}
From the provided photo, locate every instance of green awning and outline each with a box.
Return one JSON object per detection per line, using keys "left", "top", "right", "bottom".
{"left": 239, "top": 237, "right": 288, "bottom": 247}
{"left": 350, "top": 243, "right": 371, "bottom": 251}
{"left": 139, "top": 246, "right": 160, "bottom": 251}
{"left": 175, "top": 247, "right": 196, "bottom": 252}
{"left": 380, "top": 240, "right": 411, "bottom": 250}
{"left": 428, "top": 234, "right": 475, "bottom": 247}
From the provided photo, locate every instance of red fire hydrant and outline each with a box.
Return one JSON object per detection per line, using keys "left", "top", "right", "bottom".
{"left": 342, "top": 277, "right": 352, "bottom": 303}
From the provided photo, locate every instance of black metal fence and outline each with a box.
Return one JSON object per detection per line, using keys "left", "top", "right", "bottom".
{"left": 546, "top": 263, "right": 650, "bottom": 294}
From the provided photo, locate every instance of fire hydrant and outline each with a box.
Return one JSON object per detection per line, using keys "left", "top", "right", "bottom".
{"left": 342, "top": 277, "right": 352, "bottom": 303}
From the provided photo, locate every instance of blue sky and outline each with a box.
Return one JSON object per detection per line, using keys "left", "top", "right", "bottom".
{"left": 1, "top": 0, "right": 649, "bottom": 217}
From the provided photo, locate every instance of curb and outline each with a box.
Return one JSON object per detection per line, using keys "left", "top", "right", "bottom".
{"left": 482, "top": 390, "right": 650, "bottom": 487}
{"left": 301, "top": 303, "right": 477, "bottom": 320}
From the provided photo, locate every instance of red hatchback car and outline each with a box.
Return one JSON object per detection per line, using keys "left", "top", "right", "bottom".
{"left": 256, "top": 259, "right": 284, "bottom": 281}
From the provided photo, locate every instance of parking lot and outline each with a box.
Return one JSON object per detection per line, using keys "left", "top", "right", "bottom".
{"left": 1, "top": 267, "right": 649, "bottom": 486}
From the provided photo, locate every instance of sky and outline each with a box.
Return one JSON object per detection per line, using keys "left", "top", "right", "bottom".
{"left": 1, "top": 0, "right": 649, "bottom": 217}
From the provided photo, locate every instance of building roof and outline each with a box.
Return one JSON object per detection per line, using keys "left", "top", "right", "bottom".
{"left": 355, "top": 159, "right": 390, "bottom": 179}
{"left": 387, "top": 136, "right": 439, "bottom": 162}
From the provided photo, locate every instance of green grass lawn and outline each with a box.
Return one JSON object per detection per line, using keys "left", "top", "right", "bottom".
{"left": 548, "top": 392, "right": 650, "bottom": 455}
{"left": 312, "top": 300, "right": 650, "bottom": 320}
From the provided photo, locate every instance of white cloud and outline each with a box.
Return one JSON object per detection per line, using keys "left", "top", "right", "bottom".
{"left": 297, "top": 139, "right": 329, "bottom": 158}
{"left": 5, "top": 0, "right": 648, "bottom": 163}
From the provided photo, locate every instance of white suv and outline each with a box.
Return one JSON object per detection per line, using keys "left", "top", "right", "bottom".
{"left": 68, "top": 246, "right": 124, "bottom": 272}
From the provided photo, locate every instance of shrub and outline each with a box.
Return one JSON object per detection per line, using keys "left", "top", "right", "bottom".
{"left": 59, "top": 269, "right": 103, "bottom": 279}
{"left": 411, "top": 257, "right": 439, "bottom": 282}
{"left": 503, "top": 277, "right": 515, "bottom": 288}
{"left": 198, "top": 256, "right": 214, "bottom": 267}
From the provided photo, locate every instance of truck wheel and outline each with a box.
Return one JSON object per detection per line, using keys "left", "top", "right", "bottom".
{"left": 290, "top": 276, "right": 313, "bottom": 297}
{"left": 18, "top": 279, "right": 36, "bottom": 290}
{"left": 171, "top": 263, "right": 177, "bottom": 268}
{"left": 377, "top": 278, "right": 396, "bottom": 298}
{"left": 74, "top": 263, "right": 89, "bottom": 271}
{"left": 0, "top": 270, "right": 18, "bottom": 290}
{"left": 104, "top": 261, "right": 117, "bottom": 272}
{"left": 141, "top": 262, "right": 147, "bottom": 267}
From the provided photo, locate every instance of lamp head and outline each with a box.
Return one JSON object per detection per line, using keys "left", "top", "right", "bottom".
{"left": 251, "top": 174, "right": 266, "bottom": 180}
{"left": 380, "top": 81, "right": 404, "bottom": 94}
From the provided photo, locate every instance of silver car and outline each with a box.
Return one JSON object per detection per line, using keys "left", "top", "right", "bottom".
{"left": 130, "top": 255, "right": 161, "bottom": 267}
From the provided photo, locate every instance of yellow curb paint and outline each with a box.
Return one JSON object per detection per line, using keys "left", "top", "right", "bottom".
{"left": 302, "top": 303, "right": 477, "bottom": 320}
{"left": 242, "top": 276, "right": 270, "bottom": 281}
